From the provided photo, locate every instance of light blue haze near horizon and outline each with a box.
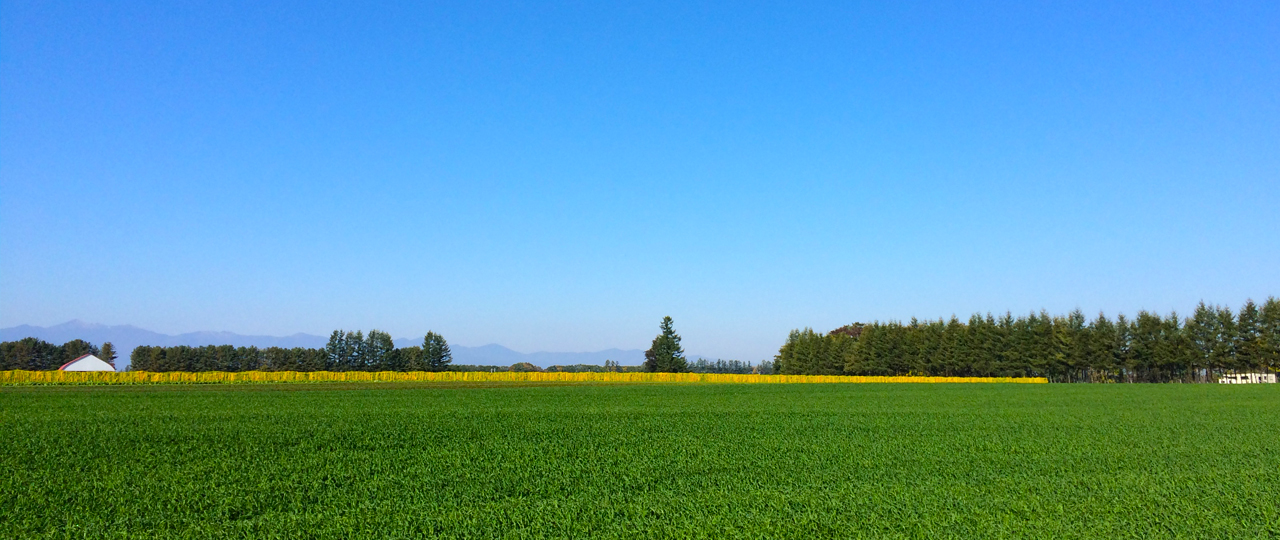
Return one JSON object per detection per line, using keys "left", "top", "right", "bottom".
{"left": 2, "top": 1, "right": 1278, "bottom": 362}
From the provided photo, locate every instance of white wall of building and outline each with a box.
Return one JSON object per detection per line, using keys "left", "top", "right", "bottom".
{"left": 61, "top": 354, "right": 116, "bottom": 371}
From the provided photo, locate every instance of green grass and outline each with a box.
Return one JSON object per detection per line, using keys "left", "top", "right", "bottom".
{"left": 2, "top": 383, "right": 1278, "bottom": 539}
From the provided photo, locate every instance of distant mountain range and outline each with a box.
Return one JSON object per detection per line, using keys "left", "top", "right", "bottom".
{"left": 0, "top": 320, "right": 651, "bottom": 369}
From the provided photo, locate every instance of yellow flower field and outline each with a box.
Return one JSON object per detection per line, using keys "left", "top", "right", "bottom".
{"left": 0, "top": 370, "right": 1047, "bottom": 385}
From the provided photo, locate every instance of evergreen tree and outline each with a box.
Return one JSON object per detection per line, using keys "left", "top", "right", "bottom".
{"left": 365, "top": 330, "right": 395, "bottom": 371}
{"left": 1005, "top": 315, "right": 1034, "bottom": 377}
{"left": 211, "top": 345, "right": 236, "bottom": 371}
{"left": 1186, "top": 303, "right": 1216, "bottom": 380}
{"left": 422, "top": 331, "right": 452, "bottom": 371}
{"left": 1063, "top": 309, "right": 1087, "bottom": 381}
{"left": 263, "top": 347, "right": 286, "bottom": 371}
{"left": 1236, "top": 300, "right": 1263, "bottom": 371}
{"left": 99, "top": 342, "right": 117, "bottom": 368}
{"left": 2, "top": 338, "right": 60, "bottom": 370}
{"left": 1114, "top": 313, "right": 1134, "bottom": 381}
{"left": 1259, "top": 297, "right": 1280, "bottom": 373}
{"left": 345, "top": 331, "right": 366, "bottom": 371}
{"left": 964, "top": 314, "right": 993, "bottom": 377}
{"left": 395, "top": 346, "right": 423, "bottom": 371}
{"left": 813, "top": 331, "right": 851, "bottom": 375}
{"left": 778, "top": 328, "right": 835, "bottom": 374}
{"left": 1157, "top": 312, "right": 1190, "bottom": 382}
{"left": 128, "top": 346, "right": 152, "bottom": 371}
{"left": 145, "top": 346, "right": 167, "bottom": 372}
{"left": 1215, "top": 305, "right": 1238, "bottom": 372}
{"left": 994, "top": 312, "right": 1017, "bottom": 376}
{"left": 940, "top": 317, "right": 966, "bottom": 376}
{"left": 1086, "top": 313, "right": 1117, "bottom": 381}
{"left": 1030, "top": 311, "right": 1056, "bottom": 379}
{"left": 843, "top": 326, "right": 868, "bottom": 374}
{"left": 1131, "top": 311, "right": 1162, "bottom": 381}
{"left": 325, "top": 330, "right": 348, "bottom": 371}
{"left": 60, "top": 339, "right": 99, "bottom": 365}
{"left": 643, "top": 316, "right": 687, "bottom": 373}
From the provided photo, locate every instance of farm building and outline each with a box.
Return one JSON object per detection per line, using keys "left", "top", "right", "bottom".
{"left": 59, "top": 354, "right": 115, "bottom": 372}
{"left": 1218, "top": 372, "right": 1277, "bottom": 384}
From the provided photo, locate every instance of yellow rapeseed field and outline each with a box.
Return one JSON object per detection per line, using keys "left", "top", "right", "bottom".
{"left": 0, "top": 370, "right": 1046, "bottom": 385}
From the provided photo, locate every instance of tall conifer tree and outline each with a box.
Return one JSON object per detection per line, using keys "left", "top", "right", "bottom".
{"left": 1236, "top": 300, "right": 1263, "bottom": 371}
{"left": 99, "top": 342, "right": 117, "bottom": 368}
{"left": 1259, "top": 297, "right": 1280, "bottom": 372}
{"left": 365, "top": 330, "right": 395, "bottom": 371}
{"left": 643, "top": 316, "right": 687, "bottom": 373}
{"left": 325, "top": 330, "right": 347, "bottom": 371}
{"left": 422, "top": 332, "right": 452, "bottom": 371}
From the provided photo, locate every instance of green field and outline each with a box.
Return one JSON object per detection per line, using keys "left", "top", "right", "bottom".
{"left": 3, "top": 383, "right": 1278, "bottom": 538}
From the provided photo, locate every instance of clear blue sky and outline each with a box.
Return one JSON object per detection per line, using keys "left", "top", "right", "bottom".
{"left": 2, "top": 1, "right": 1277, "bottom": 361}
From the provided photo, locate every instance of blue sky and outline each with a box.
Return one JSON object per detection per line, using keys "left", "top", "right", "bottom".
{"left": 2, "top": 1, "right": 1277, "bottom": 361}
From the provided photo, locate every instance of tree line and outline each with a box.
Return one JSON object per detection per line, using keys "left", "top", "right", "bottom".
{"left": 129, "top": 329, "right": 453, "bottom": 372}
{"left": 775, "top": 299, "right": 1280, "bottom": 382}
{"left": 687, "top": 358, "right": 759, "bottom": 374}
{"left": 0, "top": 338, "right": 117, "bottom": 371}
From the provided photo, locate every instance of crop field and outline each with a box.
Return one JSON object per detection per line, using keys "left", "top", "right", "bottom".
{"left": 2, "top": 383, "right": 1278, "bottom": 539}
{"left": 0, "top": 369, "right": 1045, "bottom": 385}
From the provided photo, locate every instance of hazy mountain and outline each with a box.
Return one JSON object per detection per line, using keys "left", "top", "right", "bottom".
{"left": 1, "top": 321, "right": 651, "bottom": 369}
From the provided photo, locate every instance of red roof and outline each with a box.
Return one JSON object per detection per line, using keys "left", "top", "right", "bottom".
{"left": 59, "top": 354, "right": 95, "bottom": 370}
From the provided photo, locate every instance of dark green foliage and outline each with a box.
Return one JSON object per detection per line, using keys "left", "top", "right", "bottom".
{"left": 777, "top": 328, "right": 850, "bottom": 375}
{"left": 686, "top": 358, "right": 755, "bottom": 374}
{"left": 324, "top": 330, "right": 349, "bottom": 370}
{"left": 1236, "top": 300, "right": 1264, "bottom": 371}
{"left": 755, "top": 359, "right": 776, "bottom": 374}
{"left": 364, "top": 330, "right": 396, "bottom": 370}
{"left": 1187, "top": 301, "right": 1234, "bottom": 375}
{"left": 643, "top": 316, "right": 687, "bottom": 372}
{"left": 317, "top": 329, "right": 448, "bottom": 372}
{"left": 546, "top": 363, "right": 644, "bottom": 373}
{"left": 131, "top": 342, "right": 362, "bottom": 373}
{"left": 0, "top": 338, "right": 107, "bottom": 371}
{"left": 395, "top": 346, "right": 425, "bottom": 371}
{"left": 1262, "top": 297, "right": 1280, "bottom": 371}
{"left": 260, "top": 346, "right": 328, "bottom": 371}
{"left": 99, "top": 342, "right": 117, "bottom": 367}
{"left": 780, "top": 298, "right": 1280, "bottom": 382}
{"left": 345, "top": 331, "right": 366, "bottom": 371}
{"left": 3, "top": 384, "right": 1278, "bottom": 538}
{"left": 58, "top": 339, "right": 99, "bottom": 363}
{"left": 421, "top": 332, "right": 451, "bottom": 372}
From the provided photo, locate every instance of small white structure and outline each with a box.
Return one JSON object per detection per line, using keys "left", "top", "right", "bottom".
{"left": 1219, "top": 373, "right": 1277, "bottom": 384}
{"left": 59, "top": 354, "right": 115, "bottom": 372}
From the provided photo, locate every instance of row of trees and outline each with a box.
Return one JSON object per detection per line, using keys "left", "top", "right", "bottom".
{"left": 776, "top": 299, "right": 1280, "bottom": 382}
{"left": 541, "top": 362, "right": 645, "bottom": 373}
{"left": 687, "top": 358, "right": 758, "bottom": 374}
{"left": 130, "top": 345, "right": 328, "bottom": 372}
{"left": 321, "top": 330, "right": 452, "bottom": 372}
{"left": 130, "top": 330, "right": 452, "bottom": 372}
{"left": 446, "top": 362, "right": 649, "bottom": 373}
{"left": 0, "top": 338, "right": 117, "bottom": 371}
